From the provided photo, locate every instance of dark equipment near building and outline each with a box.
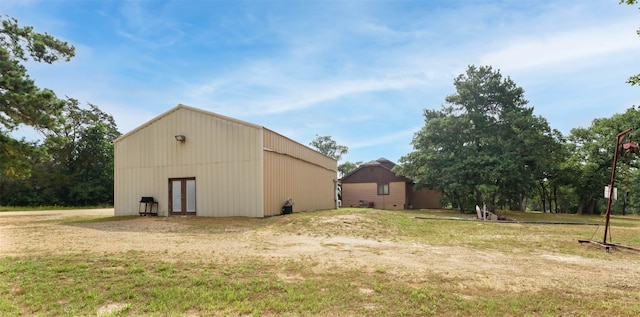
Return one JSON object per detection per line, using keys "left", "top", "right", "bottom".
{"left": 139, "top": 197, "right": 158, "bottom": 216}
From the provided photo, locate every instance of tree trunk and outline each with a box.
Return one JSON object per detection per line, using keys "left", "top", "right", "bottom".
{"left": 553, "top": 186, "right": 558, "bottom": 213}
{"left": 539, "top": 183, "right": 546, "bottom": 213}
{"left": 455, "top": 195, "right": 466, "bottom": 213}
{"left": 587, "top": 199, "right": 597, "bottom": 214}
{"left": 577, "top": 201, "right": 584, "bottom": 215}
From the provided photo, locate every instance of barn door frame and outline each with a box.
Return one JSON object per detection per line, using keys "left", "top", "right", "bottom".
{"left": 169, "top": 177, "right": 196, "bottom": 215}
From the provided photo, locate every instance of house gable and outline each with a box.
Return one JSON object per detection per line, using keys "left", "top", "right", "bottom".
{"left": 341, "top": 158, "right": 410, "bottom": 184}
{"left": 114, "top": 104, "right": 262, "bottom": 144}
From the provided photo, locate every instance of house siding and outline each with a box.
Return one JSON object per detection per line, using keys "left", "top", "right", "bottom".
{"left": 342, "top": 183, "right": 377, "bottom": 208}
{"left": 341, "top": 181, "right": 406, "bottom": 209}
{"left": 382, "top": 181, "right": 407, "bottom": 209}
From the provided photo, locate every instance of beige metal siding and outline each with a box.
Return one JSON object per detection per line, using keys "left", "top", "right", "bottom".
{"left": 263, "top": 129, "right": 336, "bottom": 171}
{"left": 262, "top": 129, "right": 337, "bottom": 216}
{"left": 114, "top": 106, "right": 264, "bottom": 217}
{"left": 341, "top": 182, "right": 406, "bottom": 209}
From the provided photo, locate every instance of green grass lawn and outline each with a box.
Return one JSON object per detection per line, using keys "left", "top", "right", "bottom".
{"left": 1, "top": 208, "right": 639, "bottom": 316}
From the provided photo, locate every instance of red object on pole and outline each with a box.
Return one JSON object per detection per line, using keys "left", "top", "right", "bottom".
{"left": 623, "top": 142, "right": 638, "bottom": 151}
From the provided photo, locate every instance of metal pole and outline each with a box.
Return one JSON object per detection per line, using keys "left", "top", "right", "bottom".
{"left": 603, "top": 128, "right": 632, "bottom": 244}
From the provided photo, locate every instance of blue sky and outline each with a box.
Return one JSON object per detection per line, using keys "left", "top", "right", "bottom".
{"left": 2, "top": 0, "right": 639, "bottom": 164}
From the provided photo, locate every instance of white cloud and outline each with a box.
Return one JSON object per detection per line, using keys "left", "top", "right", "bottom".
{"left": 185, "top": 71, "right": 431, "bottom": 116}
{"left": 480, "top": 19, "right": 640, "bottom": 73}
{"left": 258, "top": 76, "right": 429, "bottom": 114}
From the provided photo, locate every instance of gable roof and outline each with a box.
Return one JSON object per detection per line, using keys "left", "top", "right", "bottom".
{"left": 114, "top": 104, "right": 262, "bottom": 144}
{"left": 341, "top": 157, "right": 411, "bottom": 183}
{"left": 365, "top": 157, "right": 395, "bottom": 170}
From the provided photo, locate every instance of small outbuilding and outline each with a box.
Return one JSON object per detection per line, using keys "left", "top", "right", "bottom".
{"left": 340, "top": 158, "right": 441, "bottom": 210}
{"left": 113, "top": 104, "right": 338, "bottom": 217}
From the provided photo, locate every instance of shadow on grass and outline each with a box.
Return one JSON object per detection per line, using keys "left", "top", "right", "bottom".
{"left": 62, "top": 214, "right": 276, "bottom": 235}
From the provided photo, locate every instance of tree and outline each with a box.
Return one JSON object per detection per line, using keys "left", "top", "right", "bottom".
{"left": 566, "top": 107, "right": 640, "bottom": 214}
{"left": 529, "top": 130, "right": 567, "bottom": 213}
{"left": 0, "top": 15, "right": 75, "bottom": 177}
{"left": 0, "top": 99, "right": 120, "bottom": 206}
{"left": 338, "top": 161, "right": 362, "bottom": 178}
{"left": 309, "top": 135, "right": 349, "bottom": 161}
{"left": 46, "top": 99, "right": 120, "bottom": 205}
{"left": 394, "top": 109, "right": 476, "bottom": 211}
{"left": 395, "top": 65, "right": 560, "bottom": 212}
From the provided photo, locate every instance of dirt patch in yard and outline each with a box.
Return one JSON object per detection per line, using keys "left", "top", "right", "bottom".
{"left": 1, "top": 209, "right": 638, "bottom": 293}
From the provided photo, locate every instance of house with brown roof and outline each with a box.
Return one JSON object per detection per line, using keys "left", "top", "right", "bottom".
{"left": 340, "top": 158, "right": 440, "bottom": 210}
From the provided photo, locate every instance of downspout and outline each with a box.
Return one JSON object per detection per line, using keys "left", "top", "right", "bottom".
{"left": 334, "top": 179, "right": 339, "bottom": 209}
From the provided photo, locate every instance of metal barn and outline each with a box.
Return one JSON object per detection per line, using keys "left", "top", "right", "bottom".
{"left": 114, "top": 104, "right": 337, "bottom": 217}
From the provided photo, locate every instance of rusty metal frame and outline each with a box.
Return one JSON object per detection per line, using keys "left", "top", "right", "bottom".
{"left": 578, "top": 128, "right": 640, "bottom": 253}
